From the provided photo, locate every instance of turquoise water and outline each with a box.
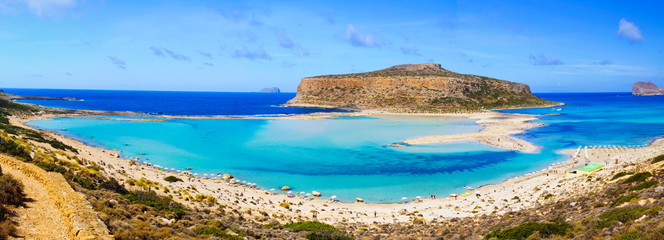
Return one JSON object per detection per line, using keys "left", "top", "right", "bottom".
{"left": 26, "top": 92, "right": 664, "bottom": 202}
{"left": 28, "top": 115, "right": 562, "bottom": 202}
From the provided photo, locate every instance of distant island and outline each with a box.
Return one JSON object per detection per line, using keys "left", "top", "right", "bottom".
{"left": 258, "top": 87, "right": 281, "bottom": 93}
{"left": 0, "top": 89, "right": 82, "bottom": 101}
{"left": 286, "top": 63, "right": 559, "bottom": 112}
{"left": 632, "top": 82, "right": 664, "bottom": 96}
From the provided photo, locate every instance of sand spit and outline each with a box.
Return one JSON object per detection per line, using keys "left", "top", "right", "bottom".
{"left": 10, "top": 113, "right": 664, "bottom": 225}
{"left": 402, "top": 111, "right": 542, "bottom": 153}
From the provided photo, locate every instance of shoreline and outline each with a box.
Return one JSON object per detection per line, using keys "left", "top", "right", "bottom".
{"left": 10, "top": 109, "right": 664, "bottom": 224}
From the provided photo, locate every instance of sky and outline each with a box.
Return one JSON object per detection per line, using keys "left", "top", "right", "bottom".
{"left": 0, "top": 0, "right": 663, "bottom": 92}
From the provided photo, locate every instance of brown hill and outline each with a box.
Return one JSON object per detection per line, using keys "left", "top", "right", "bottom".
{"left": 285, "top": 63, "right": 558, "bottom": 112}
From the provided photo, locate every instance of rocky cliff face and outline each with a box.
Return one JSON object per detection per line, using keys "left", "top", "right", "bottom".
{"left": 632, "top": 82, "right": 664, "bottom": 96}
{"left": 286, "top": 64, "right": 557, "bottom": 112}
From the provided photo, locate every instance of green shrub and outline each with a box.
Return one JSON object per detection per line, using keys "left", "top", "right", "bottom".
{"left": 283, "top": 221, "right": 340, "bottom": 232}
{"left": 610, "top": 193, "right": 638, "bottom": 207}
{"left": 484, "top": 219, "right": 572, "bottom": 240}
{"left": 622, "top": 172, "right": 652, "bottom": 184}
{"left": 0, "top": 137, "right": 31, "bottom": 160}
{"left": 125, "top": 190, "right": 186, "bottom": 219}
{"left": 598, "top": 206, "right": 649, "bottom": 228}
{"left": 0, "top": 174, "right": 25, "bottom": 206}
{"left": 306, "top": 232, "right": 355, "bottom": 240}
{"left": 99, "top": 178, "right": 128, "bottom": 194}
{"left": 652, "top": 154, "right": 664, "bottom": 164}
{"left": 191, "top": 225, "right": 243, "bottom": 239}
{"left": 163, "top": 176, "right": 182, "bottom": 183}
{"left": 613, "top": 231, "right": 644, "bottom": 240}
{"left": 629, "top": 180, "right": 658, "bottom": 191}
{"left": 35, "top": 161, "right": 67, "bottom": 173}
{"left": 611, "top": 172, "right": 633, "bottom": 180}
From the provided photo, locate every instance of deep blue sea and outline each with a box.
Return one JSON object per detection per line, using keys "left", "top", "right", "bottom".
{"left": 8, "top": 89, "right": 664, "bottom": 202}
{"left": 4, "top": 88, "right": 338, "bottom": 115}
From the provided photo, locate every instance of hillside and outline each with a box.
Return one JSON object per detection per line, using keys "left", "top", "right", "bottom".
{"left": 286, "top": 64, "right": 559, "bottom": 112}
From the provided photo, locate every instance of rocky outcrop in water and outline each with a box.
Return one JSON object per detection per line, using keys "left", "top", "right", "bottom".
{"left": 286, "top": 63, "right": 558, "bottom": 112}
{"left": 258, "top": 87, "right": 281, "bottom": 93}
{"left": 632, "top": 82, "right": 664, "bottom": 96}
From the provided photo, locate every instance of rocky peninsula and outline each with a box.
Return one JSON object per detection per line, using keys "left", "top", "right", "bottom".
{"left": 286, "top": 63, "right": 559, "bottom": 112}
{"left": 632, "top": 82, "right": 664, "bottom": 96}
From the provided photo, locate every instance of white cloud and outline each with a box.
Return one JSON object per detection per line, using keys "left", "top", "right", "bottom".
{"left": 617, "top": 18, "right": 643, "bottom": 42}
{"left": 345, "top": 24, "right": 376, "bottom": 48}
{"left": 16, "top": 0, "right": 76, "bottom": 17}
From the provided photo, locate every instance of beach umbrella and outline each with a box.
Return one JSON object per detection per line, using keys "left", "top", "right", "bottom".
{"left": 450, "top": 193, "right": 457, "bottom": 197}
{"left": 270, "top": 188, "right": 276, "bottom": 191}
{"left": 415, "top": 196, "right": 421, "bottom": 199}
{"left": 330, "top": 195, "right": 337, "bottom": 200}
{"left": 401, "top": 196, "right": 408, "bottom": 200}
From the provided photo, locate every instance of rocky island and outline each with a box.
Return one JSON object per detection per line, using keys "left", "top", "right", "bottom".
{"left": 632, "top": 82, "right": 664, "bottom": 96}
{"left": 286, "top": 63, "right": 558, "bottom": 112}
{"left": 258, "top": 87, "right": 281, "bottom": 93}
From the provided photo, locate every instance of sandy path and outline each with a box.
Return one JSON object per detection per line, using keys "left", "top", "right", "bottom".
{"left": 2, "top": 163, "right": 69, "bottom": 240}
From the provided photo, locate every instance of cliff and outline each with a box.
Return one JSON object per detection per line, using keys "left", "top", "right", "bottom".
{"left": 632, "top": 82, "right": 664, "bottom": 96}
{"left": 286, "top": 64, "right": 558, "bottom": 112}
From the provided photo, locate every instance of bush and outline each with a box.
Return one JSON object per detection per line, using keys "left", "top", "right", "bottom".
{"left": 0, "top": 137, "right": 31, "bottom": 160}
{"left": 598, "top": 206, "right": 649, "bottom": 228}
{"left": 622, "top": 172, "right": 652, "bottom": 184}
{"left": 35, "top": 161, "right": 67, "bottom": 173}
{"left": 0, "top": 174, "right": 25, "bottom": 206}
{"left": 283, "top": 221, "right": 340, "bottom": 232}
{"left": 484, "top": 219, "right": 571, "bottom": 240}
{"left": 125, "top": 190, "right": 186, "bottom": 219}
{"left": 306, "top": 232, "right": 355, "bottom": 240}
{"left": 613, "top": 231, "right": 644, "bottom": 240}
{"left": 99, "top": 178, "right": 128, "bottom": 194}
{"left": 611, "top": 172, "right": 633, "bottom": 180}
{"left": 629, "top": 180, "right": 658, "bottom": 191}
{"left": 611, "top": 193, "right": 638, "bottom": 207}
{"left": 163, "top": 176, "right": 182, "bottom": 183}
{"left": 652, "top": 154, "right": 664, "bottom": 164}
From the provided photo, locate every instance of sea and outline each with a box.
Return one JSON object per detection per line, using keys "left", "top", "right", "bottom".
{"left": 5, "top": 88, "right": 664, "bottom": 202}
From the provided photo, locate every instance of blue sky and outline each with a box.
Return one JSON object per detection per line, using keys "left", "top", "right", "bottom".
{"left": 0, "top": 0, "right": 662, "bottom": 92}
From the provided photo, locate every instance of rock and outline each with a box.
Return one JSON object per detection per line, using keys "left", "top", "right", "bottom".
{"left": 285, "top": 63, "right": 558, "bottom": 112}
{"left": 355, "top": 198, "right": 364, "bottom": 203}
{"left": 222, "top": 173, "right": 233, "bottom": 180}
{"left": 312, "top": 191, "right": 321, "bottom": 197}
{"left": 258, "top": 87, "right": 281, "bottom": 93}
{"left": 632, "top": 82, "right": 664, "bottom": 96}
{"left": 281, "top": 186, "right": 291, "bottom": 191}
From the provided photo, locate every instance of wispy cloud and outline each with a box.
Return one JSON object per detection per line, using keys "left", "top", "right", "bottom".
{"left": 275, "top": 32, "right": 294, "bottom": 49}
{"left": 594, "top": 59, "right": 613, "bottom": 65}
{"left": 199, "top": 51, "right": 213, "bottom": 59}
{"left": 320, "top": 12, "right": 335, "bottom": 24}
{"left": 529, "top": 54, "right": 563, "bottom": 66}
{"left": 344, "top": 24, "right": 377, "bottom": 48}
{"left": 399, "top": 47, "right": 421, "bottom": 56}
{"left": 107, "top": 56, "right": 126, "bottom": 69}
{"left": 203, "top": 62, "right": 214, "bottom": 67}
{"left": 15, "top": 0, "right": 76, "bottom": 17}
{"left": 617, "top": 18, "right": 643, "bottom": 42}
{"left": 150, "top": 46, "right": 190, "bottom": 61}
{"left": 232, "top": 47, "right": 271, "bottom": 60}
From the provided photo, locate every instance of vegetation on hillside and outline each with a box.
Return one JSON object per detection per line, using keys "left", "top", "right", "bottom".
{"left": 0, "top": 165, "right": 26, "bottom": 240}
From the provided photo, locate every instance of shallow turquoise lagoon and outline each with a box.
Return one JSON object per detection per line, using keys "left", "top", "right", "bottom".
{"left": 28, "top": 115, "right": 565, "bottom": 202}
